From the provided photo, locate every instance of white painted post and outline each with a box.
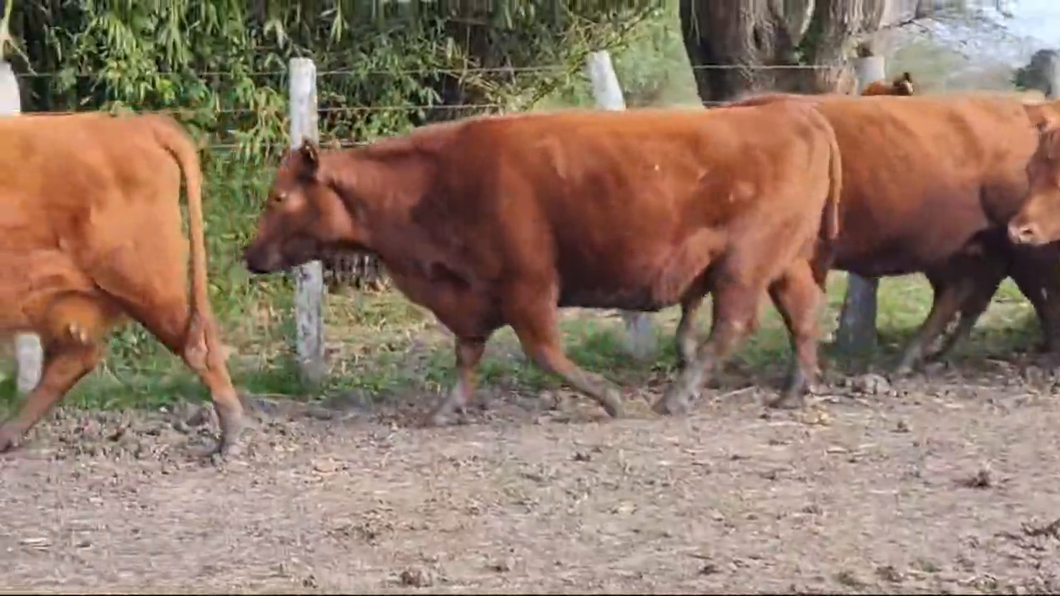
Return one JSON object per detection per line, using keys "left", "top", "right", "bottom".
{"left": 1045, "top": 54, "right": 1060, "bottom": 100}
{"left": 585, "top": 50, "right": 656, "bottom": 361}
{"left": 1, "top": 57, "right": 43, "bottom": 394}
{"left": 289, "top": 58, "right": 326, "bottom": 386}
{"left": 836, "top": 56, "right": 885, "bottom": 357}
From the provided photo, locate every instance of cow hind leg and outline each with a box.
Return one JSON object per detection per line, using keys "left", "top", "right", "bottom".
{"left": 653, "top": 278, "right": 761, "bottom": 416}
{"left": 0, "top": 293, "right": 114, "bottom": 452}
{"left": 674, "top": 293, "right": 706, "bottom": 371}
{"left": 766, "top": 261, "right": 825, "bottom": 409}
{"left": 504, "top": 291, "right": 624, "bottom": 418}
{"left": 114, "top": 298, "right": 244, "bottom": 458}
{"left": 426, "top": 336, "right": 488, "bottom": 427}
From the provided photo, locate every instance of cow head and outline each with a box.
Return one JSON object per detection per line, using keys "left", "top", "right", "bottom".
{"left": 243, "top": 140, "right": 361, "bottom": 274}
{"left": 892, "top": 72, "right": 915, "bottom": 96}
{"left": 1009, "top": 108, "right": 1060, "bottom": 247}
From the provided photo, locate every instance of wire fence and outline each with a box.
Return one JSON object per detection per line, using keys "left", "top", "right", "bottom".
{"left": 10, "top": 62, "right": 860, "bottom": 152}
{"left": 12, "top": 62, "right": 846, "bottom": 80}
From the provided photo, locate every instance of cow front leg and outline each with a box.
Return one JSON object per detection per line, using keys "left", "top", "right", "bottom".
{"left": 0, "top": 343, "right": 101, "bottom": 453}
{"left": 426, "top": 336, "right": 487, "bottom": 427}
{"left": 926, "top": 276, "right": 1000, "bottom": 365}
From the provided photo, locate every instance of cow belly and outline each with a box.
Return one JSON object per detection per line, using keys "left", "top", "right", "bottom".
{"left": 0, "top": 249, "right": 101, "bottom": 336}
{"left": 556, "top": 230, "right": 723, "bottom": 311}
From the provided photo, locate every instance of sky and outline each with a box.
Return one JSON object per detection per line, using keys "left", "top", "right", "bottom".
{"left": 1003, "top": 0, "right": 1060, "bottom": 47}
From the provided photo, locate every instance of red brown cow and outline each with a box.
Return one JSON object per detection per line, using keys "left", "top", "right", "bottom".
{"left": 1008, "top": 103, "right": 1060, "bottom": 246}
{"left": 243, "top": 103, "right": 842, "bottom": 421}
{"left": 861, "top": 72, "right": 916, "bottom": 96}
{"left": 0, "top": 112, "right": 244, "bottom": 457}
{"left": 730, "top": 93, "right": 1060, "bottom": 371}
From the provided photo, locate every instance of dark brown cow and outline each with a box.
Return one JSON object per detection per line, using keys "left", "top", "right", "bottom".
{"left": 730, "top": 93, "right": 1060, "bottom": 371}
{"left": 0, "top": 112, "right": 244, "bottom": 457}
{"left": 243, "top": 103, "right": 842, "bottom": 421}
{"left": 861, "top": 72, "right": 915, "bottom": 96}
{"left": 1008, "top": 103, "right": 1060, "bottom": 246}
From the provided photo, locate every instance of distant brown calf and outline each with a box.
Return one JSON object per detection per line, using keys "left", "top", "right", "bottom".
{"left": 0, "top": 113, "right": 244, "bottom": 457}
{"left": 861, "top": 72, "right": 915, "bottom": 96}
{"left": 243, "top": 103, "right": 842, "bottom": 420}
{"left": 1008, "top": 103, "right": 1060, "bottom": 246}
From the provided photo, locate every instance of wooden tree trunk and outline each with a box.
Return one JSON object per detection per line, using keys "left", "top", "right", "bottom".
{"left": 679, "top": 0, "right": 888, "bottom": 102}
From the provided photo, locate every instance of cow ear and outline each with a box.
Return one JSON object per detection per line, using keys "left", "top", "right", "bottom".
{"left": 298, "top": 139, "right": 320, "bottom": 174}
{"left": 1026, "top": 105, "right": 1058, "bottom": 135}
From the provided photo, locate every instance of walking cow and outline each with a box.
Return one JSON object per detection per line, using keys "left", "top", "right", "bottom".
{"left": 0, "top": 112, "right": 244, "bottom": 457}
{"left": 243, "top": 103, "right": 842, "bottom": 421}
{"left": 730, "top": 93, "right": 1060, "bottom": 371}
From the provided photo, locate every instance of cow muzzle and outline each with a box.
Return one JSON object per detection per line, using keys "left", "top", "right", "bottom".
{"left": 1008, "top": 221, "right": 1046, "bottom": 246}
{"left": 243, "top": 245, "right": 285, "bottom": 274}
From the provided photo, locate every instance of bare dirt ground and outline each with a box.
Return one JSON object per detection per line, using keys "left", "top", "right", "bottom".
{"left": 4, "top": 358, "right": 1060, "bottom": 594}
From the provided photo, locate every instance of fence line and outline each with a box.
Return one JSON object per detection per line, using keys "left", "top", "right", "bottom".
{"left": 12, "top": 62, "right": 848, "bottom": 80}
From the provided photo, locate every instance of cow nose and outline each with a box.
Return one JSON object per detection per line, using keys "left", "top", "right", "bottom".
{"left": 244, "top": 248, "right": 266, "bottom": 274}
{"left": 1008, "top": 221, "right": 1040, "bottom": 245}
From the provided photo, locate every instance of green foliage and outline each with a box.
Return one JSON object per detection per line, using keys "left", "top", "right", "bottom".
{"left": 1014, "top": 49, "right": 1059, "bottom": 95}
{"left": 545, "top": 6, "right": 697, "bottom": 109}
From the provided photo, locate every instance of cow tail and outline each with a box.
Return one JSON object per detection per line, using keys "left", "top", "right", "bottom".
{"left": 146, "top": 115, "right": 216, "bottom": 352}
{"left": 823, "top": 119, "right": 842, "bottom": 245}
{"left": 811, "top": 112, "right": 842, "bottom": 288}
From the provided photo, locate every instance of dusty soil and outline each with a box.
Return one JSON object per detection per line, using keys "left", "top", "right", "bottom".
{"left": 4, "top": 359, "right": 1060, "bottom": 593}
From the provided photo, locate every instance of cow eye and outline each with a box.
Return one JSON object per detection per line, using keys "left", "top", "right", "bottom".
{"left": 272, "top": 192, "right": 287, "bottom": 204}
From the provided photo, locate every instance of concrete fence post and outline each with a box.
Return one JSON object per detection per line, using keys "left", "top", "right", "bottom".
{"left": 289, "top": 58, "right": 326, "bottom": 387}
{"left": 585, "top": 50, "right": 656, "bottom": 361}
{"left": 836, "top": 56, "right": 885, "bottom": 359}
{"left": 1, "top": 58, "right": 43, "bottom": 395}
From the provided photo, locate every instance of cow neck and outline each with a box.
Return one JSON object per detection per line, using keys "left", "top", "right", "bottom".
{"left": 325, "top": 149, "right": 440, "bottom": 278}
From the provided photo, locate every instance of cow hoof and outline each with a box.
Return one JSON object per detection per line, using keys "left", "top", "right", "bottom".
{"left": 207, "top": 438, "right": 244, "bottom": 464}
{"left": 766, "top": 393, "right": 804, "bottom": 410}
{"left": 651, "top": 394, "right": 689, "bottom": 416}
{"left": 424, "top": 403, "right": 467, "bottom": 428}
{"left": 600, "top": 389, "right": 624, "bottom": 418}
{"left": 0, "top": 426, "right": 19, "bottom": 453}
{"left": 893, "top": 363, "right": 915, "bottom": 378}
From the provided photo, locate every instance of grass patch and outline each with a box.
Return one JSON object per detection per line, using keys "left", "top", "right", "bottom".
{"left": 0, "top": 269, "right": 1042, "bottom": 421}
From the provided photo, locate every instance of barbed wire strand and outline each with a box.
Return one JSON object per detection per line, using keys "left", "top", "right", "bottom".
{"left": 13, "top": 62, "right": 847, "bottom": 80}
{"left": 21, "top": 99, "right": 749, "bottom": 122}
{"left": 22, "top": 103, "right": 510, "bottom": 118}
